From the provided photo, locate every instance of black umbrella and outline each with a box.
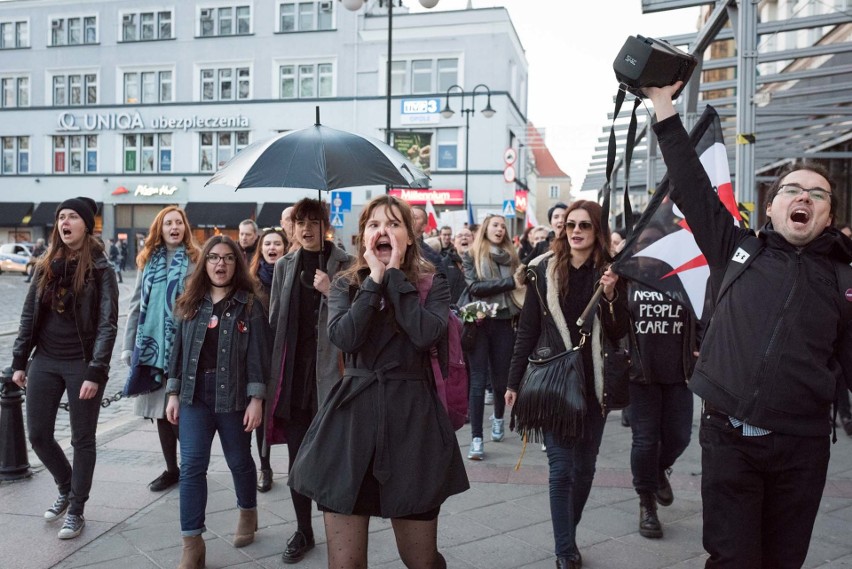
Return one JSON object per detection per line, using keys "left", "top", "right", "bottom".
{"left": 205, "top": 108, "right": 430, "bottom": 286}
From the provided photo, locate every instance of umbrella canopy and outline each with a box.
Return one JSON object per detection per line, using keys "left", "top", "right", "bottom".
{"left": 205, "top": 123, "right": 430, "bottom": 192}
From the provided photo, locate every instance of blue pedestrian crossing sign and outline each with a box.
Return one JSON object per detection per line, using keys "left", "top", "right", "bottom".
{"left": 502, "top": 200, "right": 516, "bottom": 218}
{"left": 330, "top": 212, "right": 344, "bottom": 228}
{"left": 330, "top": 191, "right": 352, "bottom": 213}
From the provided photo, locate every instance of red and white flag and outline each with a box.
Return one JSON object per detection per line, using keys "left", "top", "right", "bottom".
{"left": 612, "top": 105, "right": 741, "bottom": 320}
{"left": 525, "top": 207, "right": 539, "bottom": 229}
{"left": 425, "top": 200, "right": 439, "bottom": 232}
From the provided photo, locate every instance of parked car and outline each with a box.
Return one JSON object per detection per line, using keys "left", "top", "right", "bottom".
{"left": 0, "top": 242, "right": 34, "bottom": 276}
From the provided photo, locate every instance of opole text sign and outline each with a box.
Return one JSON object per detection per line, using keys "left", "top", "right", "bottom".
{"left": 389, "top": 189, "right": 464, "bottom": 206}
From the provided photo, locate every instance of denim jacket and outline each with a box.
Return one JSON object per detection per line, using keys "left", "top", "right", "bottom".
{"left": 166, "top": 289, "right": 270, "bottom": 413}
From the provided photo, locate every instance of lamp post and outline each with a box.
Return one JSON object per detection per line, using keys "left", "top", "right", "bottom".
{"left": 340, "top": 0, "right": 441, "bottom": 146}
{"left": 440, "top": 83, "right": 495, "bottom": 212}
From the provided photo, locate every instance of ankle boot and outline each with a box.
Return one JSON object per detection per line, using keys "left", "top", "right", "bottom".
{"left": 233, "top": 508, "right": 258, "bottom": 548}
{"left": 638, "top": 492, "right": 663, "bottom": 539}
{"left": 178, "top": 535, "right": 206, "bottom": 569}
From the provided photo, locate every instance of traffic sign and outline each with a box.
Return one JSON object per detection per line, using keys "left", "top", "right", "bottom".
{"left": 502, "top": 200, "right": 516, "bottom": 218}
{"left": 330, "top": 212, "right": 344, "bottom": 228}
{"left": 330, "top": 191, "right": 351, "bottom": 213}
{"left": 503, "top": 147, "right": 517, "bottom": 165}
{"left": 503, "top": 165, "right": 516, "bottom": 183}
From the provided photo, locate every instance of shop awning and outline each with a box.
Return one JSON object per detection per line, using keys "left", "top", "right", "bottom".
{"left": 254, "top": 202, "right": 293, "bottom": 229}
{"left": 0, "top": 202, "right": 34, "bottom": 226}
{"left": 184, "top": 202, "right": 255, "bottom": 228}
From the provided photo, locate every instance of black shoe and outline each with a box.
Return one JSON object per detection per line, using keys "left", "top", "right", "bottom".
{"left": 555, "top": 553, "right": 582, "bottom": 569}
{"left": 257, "top": 468, "right": 273, "bottom": 493}
{"left": 148, "top": 469, "right": 180, "bottom": 492}
{"left": 842, "top": 416, "right": 852, "bottom": 437}
{"left": 655, "top": 468, "right": 674, "bottom": 507}
{"left": 639, "top": 493, "right": 663, "bottom": 539}
{"left": 282, "top": 530, "right": 315, "bottom": 564}
{"left": 621, "top": 410, "right": 630, "bottom": 427}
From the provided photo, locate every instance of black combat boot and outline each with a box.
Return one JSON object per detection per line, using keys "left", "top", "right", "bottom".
{"left": 639, "top": 492, "right": 663, "bottom": 539}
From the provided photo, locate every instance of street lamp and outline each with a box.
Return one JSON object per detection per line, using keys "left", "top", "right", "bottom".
{"left": 340, "top": 0, "right": 441, "bottom": 146}
{"left": 440, "top": 83, "right": 495, "bottom": 211}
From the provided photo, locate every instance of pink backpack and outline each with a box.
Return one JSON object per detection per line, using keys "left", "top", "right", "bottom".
{"left": 418, "top": 274, "right": 469, "bottom": 431}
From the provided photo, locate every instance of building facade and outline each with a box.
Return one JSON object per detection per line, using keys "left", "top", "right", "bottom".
{"left": 0, "top": 0, "right": 532, "bottom": 257}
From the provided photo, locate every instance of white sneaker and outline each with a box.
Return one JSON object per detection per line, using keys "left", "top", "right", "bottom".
{"left": 58, "top": 513, "right": 85, "bottom": 539}
{"left": 467, "top": 437, "right": 484, "bottom": 460}
{"left": 491, "top": 416, "right": 505, "bottom": 442}
{"left": 44, "top": 494, "right": 70, "bottom": 522}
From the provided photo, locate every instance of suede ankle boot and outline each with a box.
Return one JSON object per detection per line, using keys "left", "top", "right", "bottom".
{"left": 233, "top": 508, "right": 258, "bottom": 548}
{"left": 178, "top": 535, "right": 206, "bottom": 569}
{"left": 639, "top": 492, "right": 663, "bottom": 539}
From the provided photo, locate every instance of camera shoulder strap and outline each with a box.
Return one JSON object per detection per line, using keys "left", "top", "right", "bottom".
{"left": 601, "top": 86, "right": 642, "bottom": 239}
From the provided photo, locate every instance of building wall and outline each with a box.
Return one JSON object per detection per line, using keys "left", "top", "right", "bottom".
{"left": 0, "top": 0, "right": 529, "bottom": 252}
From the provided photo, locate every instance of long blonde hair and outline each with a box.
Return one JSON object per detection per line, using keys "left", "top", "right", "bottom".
{"left": 136, "top": 206, "right": 200, "bottom": 268}
{"left": 470, "top": 214, "right": 519, "bottom": 278}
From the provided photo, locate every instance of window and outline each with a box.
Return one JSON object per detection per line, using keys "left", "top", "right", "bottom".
{"left": 122, "top": 11, "right": 172, "bottom": 41}
{"left": 50, "top": 16, "right": 97, "bottom": 46}
{"left": 200, "top": 66, "right": 250, "bottom": 101}
{"left": 549, "top": 184, "right": 560, "bottom": 199}
{"left": 0, "top": 20, "right": 28, "bottom": 48}
{"left": 123, "top": 70, "right": 173, "bottom": 104}
{"left": 279, "top": 62, "right": 333, "bottom": 98}
{"left": 52, "top": 73, "right": 97, "bottom": 106}
{"left": 436, "top": 128, "right": 458, "bottom": 170}
{"left": 1, "top": 136, "right": 29, "bottom": 174}
{"left": 279, "top": 1, "right": 334, "bottom": 32}
{"left": 123, "top": 133, "right": 172, "bottom": 173}
{"left": 199, "top": 5, "right": 250, "bottom": 36}
{"left": 391, "top": 57, "right": 458, "bottom": 95}
{"left": 53, "top": 135, "right": 97, "bottom": 174}
{"left": 1, "top": 76, "right": 28, "bottom": 108}
{"left": 200, "top": 131, "right": 249, "bottom": 171}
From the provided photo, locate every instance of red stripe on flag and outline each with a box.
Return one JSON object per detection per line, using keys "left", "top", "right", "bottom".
{"left": 661, "top": 254, "right": 707, "bottom": 279}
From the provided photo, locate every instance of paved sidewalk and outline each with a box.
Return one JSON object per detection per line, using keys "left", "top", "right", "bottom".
{"left": 2, "top": 272, "right": 852, "bottom": 568}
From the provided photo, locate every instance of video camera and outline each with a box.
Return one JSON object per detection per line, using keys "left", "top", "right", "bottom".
{"left": 613, "top": 35, "right": 697, "bottom": 99}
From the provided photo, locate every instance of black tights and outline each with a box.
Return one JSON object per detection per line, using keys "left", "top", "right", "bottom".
{"left": 156, "top": 418, "right": 179, "bottom": 473}
{"left": 287, "top": 410, "right": 314, "bottom": 535}
{"left": 324, "top": 513, "right": 445, "bottom": 569}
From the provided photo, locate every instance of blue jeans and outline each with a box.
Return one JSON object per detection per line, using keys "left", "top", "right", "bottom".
{"left": 179, "top": 372, "right": 257, "bottom": 536}
{"left": 628, "top": 382, "right": 693, "bottom": 494}
{"left": 544, "top": 397, "right": 606, "bottom": 558}
{"left": 700, "top": 411, "right": 829, "bottom": 568}
{"left": 467, "top": 318, "right": 514, "bottom": 438}
{"left": 26, "top": 355, "right": 103, "bottom": 516}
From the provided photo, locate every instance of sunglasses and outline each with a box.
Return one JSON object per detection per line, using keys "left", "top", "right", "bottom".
{"left": 564, "top": 221, "right": 594, "bottom": 232}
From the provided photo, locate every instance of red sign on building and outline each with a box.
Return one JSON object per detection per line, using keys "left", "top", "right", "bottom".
{"left": 389, "top": 189, "right": 465, "bottom": 206}
{"left": 515, "top": 190, "right": 528, "bottom": 213}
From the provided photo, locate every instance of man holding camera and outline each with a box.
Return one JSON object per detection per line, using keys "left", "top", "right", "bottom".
{"left": 644, "top": 81, "right": 852, "bottom": 568}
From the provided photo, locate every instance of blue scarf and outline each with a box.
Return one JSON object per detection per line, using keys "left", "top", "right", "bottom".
{"left": 123, "top": 245, "right": 189, "bottom": 396}
{"left": 257, "top": 258, "right": 275, "bottom": 288}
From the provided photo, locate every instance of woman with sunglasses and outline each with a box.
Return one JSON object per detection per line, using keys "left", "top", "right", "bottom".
{"left": 506, "top": 200, "right": 629, "bottom": 569}
{"left": 247, "top": 227, "right": 287, "bottom": 493}
{"left": 11, "top": 197, "right": 118, "bottom": 540}
{"left": 122, "top": 206, "right": 200, "bottom": 493}
{"left": 165, "top": 235, "right": 270, "bottom": 568}
{"left": 462, "top": 213, "right": 523, "bottom": 460}
{"left": 288, "top": 195, "right": 468, "bottom": 568}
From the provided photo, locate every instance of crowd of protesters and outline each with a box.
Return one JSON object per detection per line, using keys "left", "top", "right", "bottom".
{"left": 9, "top": 125, "right": 852, "bottom": 569}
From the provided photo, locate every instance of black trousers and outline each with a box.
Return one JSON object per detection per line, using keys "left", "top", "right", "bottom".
{"left": 699, "top": 411, "right": 829, "bottom": 569}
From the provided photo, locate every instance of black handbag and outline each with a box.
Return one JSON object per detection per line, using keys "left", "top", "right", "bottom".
{"left": 510, "top": 284, "right": 603, "bottom": 445}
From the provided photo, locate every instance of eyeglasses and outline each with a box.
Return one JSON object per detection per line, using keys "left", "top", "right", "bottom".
{"left": 778, "top": 183, "right": 832, "bottom": 202}
{"left": 565, "top": 221, "right": 594, "bottom": 232}
{"left": 206, "top": 253, "right": 237, "bottom": 265}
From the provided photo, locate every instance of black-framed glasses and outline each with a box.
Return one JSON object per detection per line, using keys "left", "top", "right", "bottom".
{"left": 206, "top": 253, "right": 237, "bottom": 265}
{"left": 778, "top": 183, "right": 831, "bottom": 202}
{"left": 565, "top": 221, "right": 594, "bottom": 231}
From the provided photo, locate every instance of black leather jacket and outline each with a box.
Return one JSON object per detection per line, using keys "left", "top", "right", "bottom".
{"left": 12, "top": 252, "right": 119, "bottom": 385}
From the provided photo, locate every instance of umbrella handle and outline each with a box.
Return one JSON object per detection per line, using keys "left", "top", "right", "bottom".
{"left": 299, "top": 270, "right": 315, "bottom": 290}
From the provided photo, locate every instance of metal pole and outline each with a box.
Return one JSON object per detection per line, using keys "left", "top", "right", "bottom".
{"left": 385, "top": 0, "right": 393, "bottom": 146}
{"left": 464, "top": 109, "right": 471, "bottom": 212}
{"left": 734, "top": 0, "right": 758, "bottom": 213}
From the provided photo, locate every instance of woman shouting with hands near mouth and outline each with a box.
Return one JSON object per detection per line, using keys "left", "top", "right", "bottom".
{"left": 289, "top": 195, "right": 468, "bottom": 569}
{"left": 165, "top": 235, "right": 270, "bottom": 569}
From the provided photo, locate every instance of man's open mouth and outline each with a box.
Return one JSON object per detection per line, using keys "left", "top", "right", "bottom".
{"left": 790, "top": 209, "right": 810, "bottom": 224}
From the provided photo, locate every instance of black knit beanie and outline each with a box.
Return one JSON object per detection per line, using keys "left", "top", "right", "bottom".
{"left": 56, "top": 197, "right": 97, "bottom": 233}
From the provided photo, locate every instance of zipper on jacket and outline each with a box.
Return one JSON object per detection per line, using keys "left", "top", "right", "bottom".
{"left": 531, "top": 273, "right": 548, "bottom": 317}
{"left": 742, "top": 251, "right": 801, "bottom": 423}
